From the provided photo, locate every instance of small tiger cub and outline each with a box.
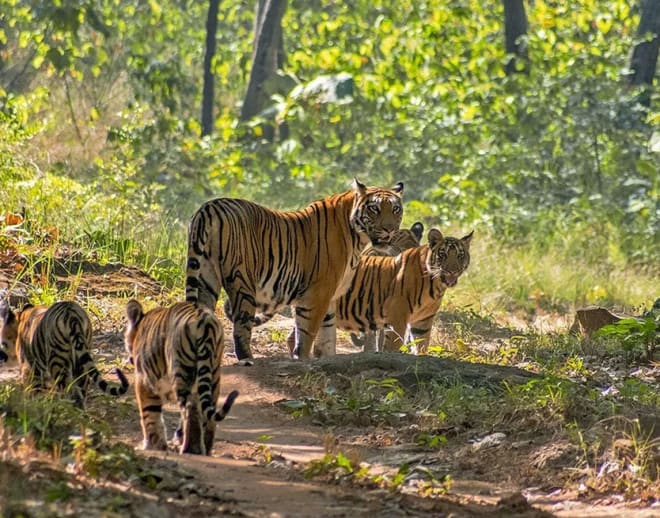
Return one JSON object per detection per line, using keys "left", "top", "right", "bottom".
{"left": 124, "top": 300, "right": 238, "bottom": 456}
{"left": 335, "top": 228, "right": 473, "bottom": 354}
{"left": 353, "top": 221, "right": 425, "bottom": 352}
{"left": 0, "top": 301, "right": 128, "bottom": 407}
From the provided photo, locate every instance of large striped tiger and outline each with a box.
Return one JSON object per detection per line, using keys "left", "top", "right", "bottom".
{"left": 124, "top": 300, "right": 238, "bottom": 455}
{"left": 185, "top": 178, "right": 404, "bottom": 360}
{"left": 0, "top": 301, "right": 128, "bottom": 407}
{"left": 335, "top": 228, "right": 473, "bottom": 354}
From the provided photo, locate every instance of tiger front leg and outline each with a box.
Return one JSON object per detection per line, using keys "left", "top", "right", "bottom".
{"left": 313, "top": 304, "right": 337, "bottom": 358}
{"left": 381, "top": 320, "right": 408, "bottom": 353}
{"left": 409, "top": 317, "right": 434, "bottom": 354}
{"left": 291, "top": 300, "right": 333, "bottom": 359}
{"left": 135, "top": 380, "right": 168, "bottom": 451}
{"left": 363, "top": 331, "right": 379, "bottom": 352}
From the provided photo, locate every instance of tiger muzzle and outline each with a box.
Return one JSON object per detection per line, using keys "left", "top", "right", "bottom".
{"left": 441, "top": 272, "right": 459, "bottom": 287}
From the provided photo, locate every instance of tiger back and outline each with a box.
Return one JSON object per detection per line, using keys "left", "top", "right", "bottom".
{"left": 0, "top": 301, "right": 128, "bottom": 407}
{"left": 185, "top": 178, "right": 404, "bottom": 360}
{"left": 124, "top": 300, "right": 238, "bottom": 456}
{"left": 336, "top": 228, "right": 473, "bottom": 354}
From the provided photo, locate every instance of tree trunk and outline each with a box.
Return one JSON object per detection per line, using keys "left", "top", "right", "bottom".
{"left": 240, "top": 0, "right": 287, "bottom": 122}
{"left": 503, "top": 0, "right": 529, "bottom": 75}
{"left": 201, "top": 0, "right": 221, "bottom": 137}
{"left": 628, "top": 0, "right": 660, "bottom": 106}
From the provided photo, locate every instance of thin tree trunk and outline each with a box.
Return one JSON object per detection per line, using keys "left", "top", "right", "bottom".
{"left": 629, "top": 0, "right": 660, "bottom": 106}
{"left": 503, "top": 0, "right": 529, "bottom": 75}
{"left": 240, "top": 0, "right": 287, "bottom": 122}
{"left": 201, "top": 0, "right": 221, "bottom": 137}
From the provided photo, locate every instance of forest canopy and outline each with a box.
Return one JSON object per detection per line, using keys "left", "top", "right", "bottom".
{"left": 1, "top": 0, "right": 658, "bottom": 269}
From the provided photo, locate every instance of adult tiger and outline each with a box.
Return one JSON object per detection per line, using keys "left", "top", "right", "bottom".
{"left": 335, "top": 228, "right": 473, "bottom": 354}
{"left": 124, "top": 300, "right": 239, "bottom": 455}
{"left": 0, "top": 301, "right": 128, "bottom": 407}
{"left": 185, "top": 178, "right": 404, "bottom": 360}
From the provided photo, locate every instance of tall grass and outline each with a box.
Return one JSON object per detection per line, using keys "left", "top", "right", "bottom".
{"left": 444, "top": 229, "right": 659, "bottom": 317}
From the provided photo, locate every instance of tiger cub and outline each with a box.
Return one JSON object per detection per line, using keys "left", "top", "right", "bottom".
{"left": 124, "top": 300, "right": 238, "bottom": 456}
{"left": 0, "top": 301, "right": 128, "bottom": 407}
{"left": 350, "top": 222, "right": 424, "bottom": 352}
{"left": 185, "top": 178, "right": 404, "bottom": 360}
{"left": 335, "top": 228, "right": 473, "bottom": 354}
{"left": 362, "top": 221, "right": 424, "bottom": 258}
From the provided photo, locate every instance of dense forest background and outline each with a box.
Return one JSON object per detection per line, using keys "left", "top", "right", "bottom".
{"left": 1, "top": 0, "right": 658, "bottom": 309}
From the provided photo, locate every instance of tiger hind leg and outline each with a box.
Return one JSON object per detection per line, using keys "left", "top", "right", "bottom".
{"left": 136, "top": 379, "right": 167, "bottom": 451}
{"left": 180, "top": 395, "right": 204, "bottom": 455}
{"left": 228, "top": 291, "right": 257, "bottom": 361}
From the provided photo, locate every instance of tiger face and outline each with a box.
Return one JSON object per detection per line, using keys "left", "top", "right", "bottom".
{"left": 363, "top": 221, "right": 424, "bottom": 257}
{"left": 426, "top": 228, "right": 473, "bottom": 287}
{"left": 351, "top": 178, "right": 404, "bottom": 246}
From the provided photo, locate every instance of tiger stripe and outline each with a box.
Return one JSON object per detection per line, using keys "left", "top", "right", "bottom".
{"left": 335, "top": 229, "right": 473, "bottom": 354}
{"left": 185, "top": 178, "right": 404, "bottom": 360}
{"left": 0, "top": 301, "right": 128, "bottom": 407}
{"left": 124, "top": 300, "right": 238, "bottom": 455}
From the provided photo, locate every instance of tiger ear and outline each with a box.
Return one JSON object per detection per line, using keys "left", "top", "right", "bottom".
{"left": 392, "top": 182, "right": 404, "bottom": 194}
{"left": 352, "top": 178, "right": 367, "bottom": 196}
{"left": 125, "top": 299, "right": 144, "bottom": 327}
{"left": 461, "top": 230, "right": 474, "bottom": 248}
{"left": 427, "top": 228, "right": 444, "bottom": 248}
{"left": 410, "top": 222, "right": 424, "bottom": 242}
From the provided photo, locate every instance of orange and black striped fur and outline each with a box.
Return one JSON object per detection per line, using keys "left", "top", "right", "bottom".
{"left": 0, "top": 301, "right": 128, "bottom": 407}
{"left": 361, "top": 221, "right": 424, "bottom": 258}
{"left": 347, "top": 222, "right": 425, "bottom": 352}
{"left": 124, "top": 300, "right": 238, "bottom": 455}
{"left": 335, "top": 229, "right": 473, "bottom": 354}
{"left": 185, "top": 178, "right": 404, "bottom": 360}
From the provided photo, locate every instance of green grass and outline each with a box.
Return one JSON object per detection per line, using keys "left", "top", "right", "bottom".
{"left": 445, "top": 230, "right": 659, "bottom": 316}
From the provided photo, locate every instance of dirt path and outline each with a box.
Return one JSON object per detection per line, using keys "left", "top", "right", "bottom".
{"left": 134, "top": 360, "right": 552, "bottom": 518}
{"left": 3, "top": 314, "right": 658, "bottom": 517}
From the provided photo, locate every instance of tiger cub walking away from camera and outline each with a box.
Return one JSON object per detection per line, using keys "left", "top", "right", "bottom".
{"left": 124, "top": 300, "right": 238, "bottom": 456}
{"left": 185, "top": 178, "right": 404, "bottom": 360}
{"left": 336, "top": 229, "right": 473, "bottom": 354}
{"left": 0, "top": 301, "right": 128, "bottom": 407}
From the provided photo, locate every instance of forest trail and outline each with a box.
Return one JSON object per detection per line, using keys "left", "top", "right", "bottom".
{"left": 0, "top": 257, "right": 657, "bottom": 517}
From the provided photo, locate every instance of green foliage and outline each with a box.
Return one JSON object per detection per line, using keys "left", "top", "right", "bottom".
{"left": 0, "top": 383, "right": 109, "bottom": 454}
{"left": 596, "top": 316, "right": 658, "bottom": 362}
{"left": 503, "top": 376, "right": 608, "bottom": 429}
